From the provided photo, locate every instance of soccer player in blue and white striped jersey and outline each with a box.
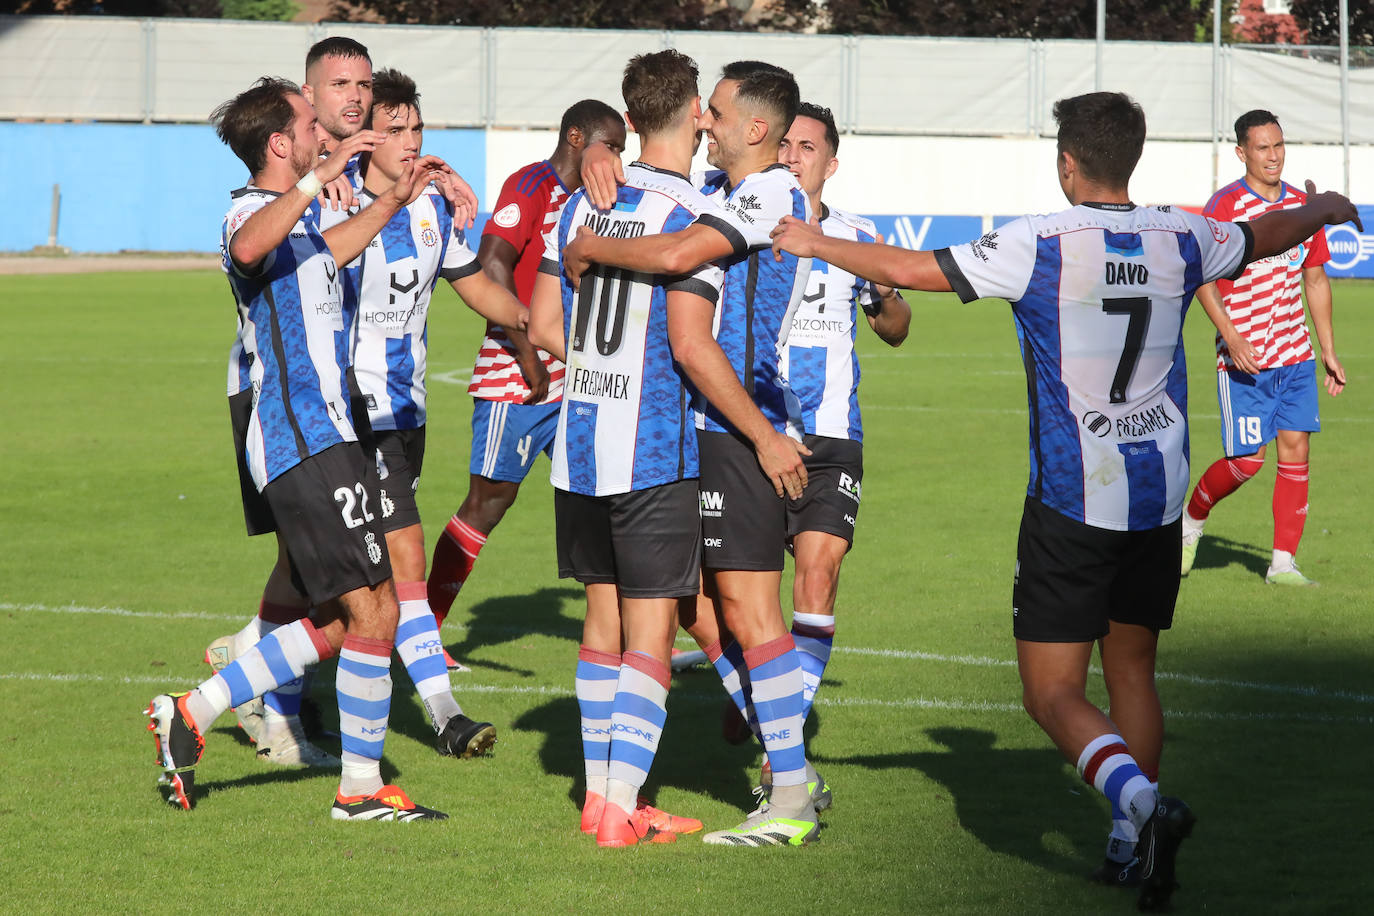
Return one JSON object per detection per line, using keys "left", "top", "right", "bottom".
{"left": 147, "top": 76, "right": 459, "bottom": 822}
{"left": 771, "top": 91, "right": 1362, "bottom": 909}
{"left": 350, "top": 68, "right": 533, "bottom": 760}
{"left": 563, "top": 61, "right": 823, "bottom": 848}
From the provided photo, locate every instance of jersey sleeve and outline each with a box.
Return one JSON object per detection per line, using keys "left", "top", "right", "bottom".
{"left": 483, "top": 168, "right": 545, "bottom": 253}
{"left": 933, "top": 217, "right": 1038, "bottom": 304}
{"left": 222, "top": 195, "right": 276, "bottom": 278}
{"left": 439, "top": 217, "right": 481, "bottom": 282}
{"left": 691, "top": 170, "right": 796, "bottom": 256}
{"left": 1182, "top": 211, "right": 1254, "bottom": 284}
{"left": 1303, "top": 226, "right": 1331, "bottom": 268}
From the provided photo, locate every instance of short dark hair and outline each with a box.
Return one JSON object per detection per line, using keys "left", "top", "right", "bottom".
{"left": 796, "top": 101, "right": 839, "bottom": 155}
{"left": 721, "top": 60, "right": 799, "bottom": 138}
{"left": 1235, "top": 109, "right": 1280, "bottom": 146}
{"left": 210, "top": 77, "right": 301, "bottom": 175}
{"left": 305, "top": 37, "right": 370, "bottom": 76}
{"left": 622, "top": 50, "right": 698, "bottom": 137}
{"left": 559, "top": 99, "right": 622, "bottom": 145}
{"left": 371, "top": 68, "right": 421, "bottom": 122}
{"left": 1052, "top": 91, "right": 1146, "bottom": 188}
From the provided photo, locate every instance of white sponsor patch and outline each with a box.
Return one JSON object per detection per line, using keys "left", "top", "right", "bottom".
{"left": 493, "top": 202, "right": 521, "bottom": 228}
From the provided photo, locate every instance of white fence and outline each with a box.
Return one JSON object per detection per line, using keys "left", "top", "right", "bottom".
{"left": 0, "top": 15, "right": 1370, "bottom": 142}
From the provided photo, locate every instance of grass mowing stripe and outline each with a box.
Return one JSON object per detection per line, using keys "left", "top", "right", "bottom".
{"left": 12, "top": 602, "right": 1372, "bottom": 705}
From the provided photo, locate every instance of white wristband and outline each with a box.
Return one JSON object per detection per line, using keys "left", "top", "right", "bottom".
{"left": 295, "top": 169, "right": 324, "bottom": 198}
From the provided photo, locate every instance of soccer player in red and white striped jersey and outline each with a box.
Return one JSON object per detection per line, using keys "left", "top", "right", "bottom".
{"left": 427, "top": 102, "right": 626, "bottom": 656}
{"left": 1181, "top": 110, "right": 1346, "bottom": 586}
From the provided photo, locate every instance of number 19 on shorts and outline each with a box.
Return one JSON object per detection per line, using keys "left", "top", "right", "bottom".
{"left": 1236, "top": 415, "right": 1263, "bottom": 447}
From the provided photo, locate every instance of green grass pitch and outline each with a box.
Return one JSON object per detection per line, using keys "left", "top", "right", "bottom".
{"left": 1, "top": 271, "right": 1371, "bottom": 913}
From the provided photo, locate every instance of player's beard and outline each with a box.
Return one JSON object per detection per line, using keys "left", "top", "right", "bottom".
{"left": 291, "top": 142, "right": 317, "bottom": 181}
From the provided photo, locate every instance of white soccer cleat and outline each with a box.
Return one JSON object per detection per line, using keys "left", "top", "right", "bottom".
{"left": 702, "top": 802, "right": 819, "bottom": 847}
{"left": 204, "top": 635, "right": 266, "bottom": 743}
{"left": 255, "top": 711, "right": 340, "bottom": 768}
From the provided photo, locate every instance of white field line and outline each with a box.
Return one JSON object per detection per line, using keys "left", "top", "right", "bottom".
{"left": 2, "top": 671, "right": 1369, "bottom": 726}
{"left": 6, "top": 602, "right": 1371, "bottom": 707}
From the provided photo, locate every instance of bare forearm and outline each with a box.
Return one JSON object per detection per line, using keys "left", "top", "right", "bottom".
{"left": 812, "top": 235, "right": 948, "bottom": 292}
{"left": 1196, "top": 282, "right": 1241, "bottom": 338}
{"left": 452, "top": 270, "right": 528, "bottom": 333}
{"left": 1305, "top": 270, "right": 1336, "bottom": 355}
{"left": 527, "top": 272, "right": 566, "bottom": 361}
{"left": 670, "top": 331, "right": 773, "bottom": 446}
{"left": 868, "top": 289, "right": 911, "bottom": 346}
{"left": 323, "top": 198, "right": 400, "bottom": 266}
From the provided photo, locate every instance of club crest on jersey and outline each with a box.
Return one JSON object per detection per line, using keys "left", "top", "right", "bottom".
{"left": 419, "top": 219, "right": 439, "bottom": 247}
{"left": 364, "top": 531, "right": 383, "bottom": 565}
{"left": 493, "top": 202, "right": 521, "bottom": 228}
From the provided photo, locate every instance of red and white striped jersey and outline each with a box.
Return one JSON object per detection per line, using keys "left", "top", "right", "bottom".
{"left": 467, "top": 160, "right": 567, "bottom": 404}
{"left": 1204, "top": 179, "right": 1330, "bottom": 371}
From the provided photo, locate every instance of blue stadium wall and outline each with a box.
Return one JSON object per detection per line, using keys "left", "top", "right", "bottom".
{"left": 2, "top": 122, "right": 1371, "bottom": 278}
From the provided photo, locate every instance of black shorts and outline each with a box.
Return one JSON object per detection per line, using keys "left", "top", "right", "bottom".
{"left": 373, "top": 427, "right": 426, "bottom": 533}
{"left": 555, "top": 479, "right": 702, "bottom": 598}
{"left": 229, "top": 389, "right": 276, "bottom": 537}
{"left": 1012, "top": 496, "right": 1180, "bottom": 643}
{"left": 786, "top": 435, "right": 863, "bottom": 550}
{"left": 262, "top": 442, "right": 393, "bottom": 606}
{"left": 698, "top": 429, "right": 787, "bottom": 572}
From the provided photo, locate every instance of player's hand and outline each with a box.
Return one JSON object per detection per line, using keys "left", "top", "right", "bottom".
{"left": 1222, "top": 329, "right": 1261, "bottom": 374}
{"left": 562, "top": 225, "right": 595, "bottom": 290}
{"left": 755, "top": 431, "right": 811, "bottom": 500}
{"left": 427, "top": 162, "right": 479, "bottom": 229}
{"left": 319, "top": 174, "right": 356, "bottom": 211}
{"left": 387, "top": 155, "right": 447, "bottom": 208}
{"left": 315, "top": 130, "right": 386, "bottom": 184}
{"left": 771, "top": 215, "right": 823, "bottom": 262}
{"left": 1322, "top": 350, "right": 1346, "bottom": 396}
{"left": 581, "top": 142, "right": 625, "bottom": 211}
{"left": 516, "top": 352, "right": 550, "bottom": 404}
{"left": 1305, "top": 180, "right": 1364, "bottom": 232}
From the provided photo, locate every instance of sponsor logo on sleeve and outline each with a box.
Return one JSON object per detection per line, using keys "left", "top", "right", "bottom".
{"left": 493, "top": 202, "right": 521, "bottom": 228}
{"left": 968, "top": 230, "right": 999, "bottom": 262}
{"left": 1206, "top": 217, "right": 1229, "bottom": 243}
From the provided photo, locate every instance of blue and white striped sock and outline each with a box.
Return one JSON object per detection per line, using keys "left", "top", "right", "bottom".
{"left": 1078, "top": 734, "right": 1157, "bottom": 830}
{"left": 576, "top": 645, "right": 620, "bottom": 800}
{"left": 395, "top": 581, "right": 460, "bottom": 732}
{"left": 191, "top": 618, "right": 331, "bottom": 726}
{"left": 791, "top": 611, "right": 834, "bottom": 723}
{"left": 743, "top": 634, "right": 807, "bottom": 789}
{"left": 706, "top": 640, "right": 759, "bottom": 737}
{"left": 337, "top": 634, "right": 394, "bottom": 798}
{"left": 605, "top": 651, "right": 670, "bottom": 813}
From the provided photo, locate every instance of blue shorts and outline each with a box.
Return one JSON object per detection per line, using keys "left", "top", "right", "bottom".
{"left": 468, "top": 399, "right": 560, "bottom": 482}
{"left": 1217, "top": 361, "right": 1320, "bottom": 457}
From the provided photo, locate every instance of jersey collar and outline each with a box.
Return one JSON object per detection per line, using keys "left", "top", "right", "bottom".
{"left": 628, "top": 161, "right": 690, "bottom": 182}
{"left": 1080, "top": 201, "right": 1135, "bottom": 211}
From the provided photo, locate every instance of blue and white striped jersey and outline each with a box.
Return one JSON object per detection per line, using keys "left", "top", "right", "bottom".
{"left": 352, "top": 187, "right": 480, "bottom": 431}
{"left": 221, "top": 187, "right": 356, "bottom": 490}
{"left": 316, "top": 155, "right": 364, "bottom": 364}
{"left": 693, "top": 164, "right": 813, "bottom": 437}
{"left": 781, "top": 205, "right": 881, "bottom": 442}
{"left": 938, "top": 203, "right": 1253, "bottom": 531}
{"left": 541, "top": 162, "right": 723, "bottom": 496}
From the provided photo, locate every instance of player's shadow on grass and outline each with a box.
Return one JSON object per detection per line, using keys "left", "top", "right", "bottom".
{"left": 510, "top": 688, "right": 761, "bottom": 816}
{"left": 819, "top": 726, "right": 1101, "bottom": 878}
{"left": 1189, "top": 533, "right": 1269, "bottom": 577}
{"left": 442, "top": 586, "right": 586, "bottom": 677}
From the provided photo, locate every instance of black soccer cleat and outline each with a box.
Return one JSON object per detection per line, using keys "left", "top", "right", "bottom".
{"left": 146, "top": 692, "right": 206, "bottom": 810}
{"left": 1136, "top": 796, "right": 1197, "bottom": 911}
{"left": 1089, "top": 855, "right": 1143, "bottom": 888}
{"left": 437, "top": 714, "right": 497, "bottom": 759}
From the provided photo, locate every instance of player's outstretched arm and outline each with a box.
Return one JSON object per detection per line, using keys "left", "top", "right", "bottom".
{"left": 1247, "top": 182, "right": 1362, "bottom": 261}
{"left": 450, "top": 269, "right": 530, "bottom": 336}
{"left": 1196, "top": 281, "right": 1260, "bottom": 374}
{"left": 666, "top": 290, "right": 809, "bottom": 500}
{"left": 579, "top": 140, "right": 625, "bottom": 211}
{"left": 771, "top": 217, "right": 952, "bottom": 293}
{"left": 228, "top": 129, "right": 385, "bottom": 273}
{"left": 562, "top": 223, "right": 734, "bottom": 290}
{"left": 323, "top": 154, "right": 444, "bottom": 267}
{"left": 526, "top": 271, "right": 566, "bottom": 363}
{"left": 1302, "top": 265, "right": 1345, "bottom": 396}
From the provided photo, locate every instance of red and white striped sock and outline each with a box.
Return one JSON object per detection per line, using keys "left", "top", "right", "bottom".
{"left": 427, "top": 515, "right": 488, "bottom": 624}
